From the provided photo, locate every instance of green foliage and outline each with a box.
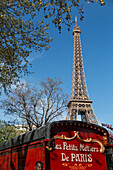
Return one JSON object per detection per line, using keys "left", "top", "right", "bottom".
{"left": 0, "top": 0, "right": 52, "bottom": 94}
{"left": 0, "top": 121, "right": 21, "bottom": 143}
{"left": 0, "top": 0, "right": 105, "bottom": 94}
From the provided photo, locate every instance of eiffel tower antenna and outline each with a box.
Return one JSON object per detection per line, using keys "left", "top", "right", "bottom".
{"left": 75, "top": 16, "right": 77, "bottom": 26}
{"left": 66, "top": 18, "right": 99, "bottom": 125}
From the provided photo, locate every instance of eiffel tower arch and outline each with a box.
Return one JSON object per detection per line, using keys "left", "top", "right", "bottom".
{"left": 66, "top": 18, "right": 99, "bottom": 125}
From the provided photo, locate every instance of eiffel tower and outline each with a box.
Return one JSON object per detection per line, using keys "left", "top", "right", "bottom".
{"left": 66, "top": 17, "right": 99, "bottom": 125}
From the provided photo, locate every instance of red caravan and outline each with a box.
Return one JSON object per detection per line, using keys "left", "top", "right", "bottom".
{"left": 0, "top": 121, "right": 109, "bottom": 169}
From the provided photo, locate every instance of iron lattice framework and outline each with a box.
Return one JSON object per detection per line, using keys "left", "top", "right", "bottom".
{"left": 66, "top": 19, "right": 99, "bottom": 125}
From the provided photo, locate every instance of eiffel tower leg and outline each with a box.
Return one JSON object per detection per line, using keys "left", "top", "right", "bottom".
{"left": 70, "top": 109, "right": 75, "bottom": 120}
{"left": 73, "top": 109, "right": 78, "bottom": 120}
{"left": 66, "top": 110, "right": 70, "bottom": 120}
{"left": 90, "top": 109, "right": 99, "bottom": 125}
{"left": 85, "top": 111, "right": 91, "bottom": 123}
{"left": 66, "top": 108, "right": 78, "bottom": 120}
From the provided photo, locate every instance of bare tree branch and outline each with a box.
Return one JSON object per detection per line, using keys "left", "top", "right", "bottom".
{"left": 0, "top": 78, "right": 68, "bottom": 131}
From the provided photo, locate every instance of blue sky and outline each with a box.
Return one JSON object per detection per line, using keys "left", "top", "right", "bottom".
{"left": 1, "top": 0, "right": 113, "bottom": 126}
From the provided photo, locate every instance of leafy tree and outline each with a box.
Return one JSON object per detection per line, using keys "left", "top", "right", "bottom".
{"left": 0, "top": 121, "right": 21, "bottom": 143}
{"left": 0, "top": 0, "right": 105, "bottom": 94}
{"left": 0, "top": 78, "right": 68, "bottom": 131}
{"left": 0, "top": 0, "right": 52, "bottom": 94}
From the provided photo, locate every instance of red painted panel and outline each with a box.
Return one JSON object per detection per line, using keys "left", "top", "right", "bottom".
{"left": 50, "top": 131, "right": 107, "bottom": 170}
{"left": 0, "top": 141, "right": 45, "bottom": 170}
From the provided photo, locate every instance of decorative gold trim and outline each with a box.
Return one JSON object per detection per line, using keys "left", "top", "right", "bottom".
{"left": 62, "top": 163, "right": 92, "bottom": 169}
{"left": 46, "top": 131, "right": 77, "bottom": 151}
{"left": 46, "top": 131, "right": 105, "bottom": 153}
{"left": 76, "top": 132, "right": 105, "bottom": 153}
{"left": 54, "top": 131, "right": 77, "bottom": 141}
